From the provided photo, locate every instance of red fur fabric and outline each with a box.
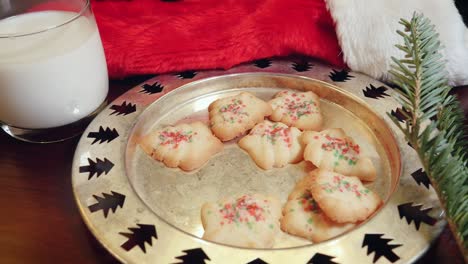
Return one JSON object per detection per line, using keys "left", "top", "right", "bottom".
{"left": 91, "top": 0, "right": 345, "bottom": 78}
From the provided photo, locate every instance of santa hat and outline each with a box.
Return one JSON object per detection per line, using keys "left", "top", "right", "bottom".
{"left": 91, "top": 0, "right": 468, "bottom": 86}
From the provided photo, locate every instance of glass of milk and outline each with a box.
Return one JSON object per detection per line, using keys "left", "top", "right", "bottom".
{"left": 0, "top": 0, "right": 108, "bottom": 143}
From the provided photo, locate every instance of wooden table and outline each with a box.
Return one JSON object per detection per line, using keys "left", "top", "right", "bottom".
{"left": 0, "top": 76, "right": 466, "bottom": 264}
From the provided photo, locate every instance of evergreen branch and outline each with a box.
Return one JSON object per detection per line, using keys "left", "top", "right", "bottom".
{"left": 389, "top": 12, "right": 468, "bottom": 258}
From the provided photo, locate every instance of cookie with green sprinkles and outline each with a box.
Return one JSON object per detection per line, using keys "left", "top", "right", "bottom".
{"left": 139, "top": 121, "right": 223, "bottom": 171}
{"left": 280, "top": 174, "right": 354, "bottom": 242}
{"left": 238, "top": 120, "right": 304, "bottom": 170}
{"left": 201, "top": 194, "right": 281, "bottom": 248}
{"left": 268, "top": 90, "right": 323, "bottom": 131}
{"left": 209, "top": 92, "right": 272, "bottom": 141}
{"left": 310, "top": 169, "right": 382, "bottom": 224}
{"left": 302, "top": 128, "right": 376, "bottom": 181}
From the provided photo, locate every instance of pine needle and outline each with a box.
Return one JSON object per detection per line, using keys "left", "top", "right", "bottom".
{"left": 389, "top": 12, "right": 468, "bottom": 257}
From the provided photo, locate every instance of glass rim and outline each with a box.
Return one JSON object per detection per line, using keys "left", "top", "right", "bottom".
{"left": 0, "top": 0, "right": 90, "bottom": 38}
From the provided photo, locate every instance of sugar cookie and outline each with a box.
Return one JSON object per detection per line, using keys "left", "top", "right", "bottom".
{"left": 302, "top": 128, "right": 376, "bottom": 181}
{"left": 201, "top": 194, "right": 281, "bottom": 248}
{"left": 209, "top": 92, "right": 272, "bottom": 141}
{"left": 140, "top": 121, "right": 223, "bottom": 171}
{"left": 238, "top": 121, "right": 304, "bottom": 170}
{"left": 268, "top": 90, "right": 323, "bottom": 131}
{"left": 310, "top": 169, "right": 382, "bottom": 223}
{"left": 280, "top": 175, "right": 355, "bottom": 242}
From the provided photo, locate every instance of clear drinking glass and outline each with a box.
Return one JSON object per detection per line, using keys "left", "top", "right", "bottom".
{"left": 0, "top": 0, "right": 108, "bottom": 143}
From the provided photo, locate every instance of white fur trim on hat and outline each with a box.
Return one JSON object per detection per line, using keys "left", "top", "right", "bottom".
{"left": 324, "top": 0, "right": 468, "bottom": 86}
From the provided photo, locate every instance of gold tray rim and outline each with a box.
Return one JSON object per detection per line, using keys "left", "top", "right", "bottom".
{"left": 71, "top": 60, "right": 444, "bottom": 264}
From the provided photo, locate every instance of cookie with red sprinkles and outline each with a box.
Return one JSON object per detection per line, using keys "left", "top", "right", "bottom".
{"left": 201, "top": 194, "right": 281, "bottom": 248}
{"left": 301, "top": 128, "right": 376, "bottom": 181}
{"left": 280, "top": 174, "right": 355, "bottom": 242}
{"left": 268, "top": 90, "right": 323, "bottom": 131}
{"left": 238, "top": 120, "right": 304, "bottom": 170}
{"left": 139, "top": 121, "right": 223, "bottom": 171}
{"left": 310, "top": 169, "right": 382, "bottom": 224}
{"left": 209, "top": 92, "right": 272, "bottom": 141}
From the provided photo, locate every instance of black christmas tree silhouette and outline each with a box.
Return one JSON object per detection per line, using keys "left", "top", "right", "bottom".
{"left": 88, "top": 191, "right": 126, "bottom": 218}
{"left": 87, "top": 126, "right": 119, "bottom": 144}
{"left": 292, "top": 61, "right": 313, "bottom": 72}
{"left": 79, "top": 157, "right": 114, "bottom": 180}
{"left": 411, "top": 168, "right": 432, "bottom": 189}
{"left": 177, "top": 71, "right": 197, "bottom": 79}
{"left": 174, "top": 248, "right": 210, "bottom": 264}
{"left": 254, "top": 59, "right": 272, "bottom": 68}
{"left": 387, "top": 83, "right": 403, "bottom": 92}
{"left": 247, "top": 258, "right": 268, "bottom": 264}
{"left": 362, "top": 234, "right": 401, "bottom": 263}
{"left": 363, "top": 84, "right": 390, "bottom": 99}
{"left": 120, "top": 224, "right": 157, "bottom": 253}
{"left": 329, "top": 69, "right": 354, "bottom": 82}
{"left": 110, "top": 101, "right": 136, "bottom": 116}
{"left": 140, "top": 81, "right": 164, "bottom": 94}
{"left": 390, "top": 107, "right": 410, "bottom": 123}
{"left": 398, "top": 202, "right": 437, "bottom": 230}
{"left": 307, "top": 253, "right": 338, "bottom": 264}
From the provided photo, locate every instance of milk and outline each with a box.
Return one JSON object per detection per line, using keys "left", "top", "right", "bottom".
{"left": 0, "top": 11, "right": 108, "bottom": 129}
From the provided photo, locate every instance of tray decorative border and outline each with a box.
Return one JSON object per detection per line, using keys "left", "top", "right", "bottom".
{"left": 72, "top": 59, "right": 444, "bottom": 264}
